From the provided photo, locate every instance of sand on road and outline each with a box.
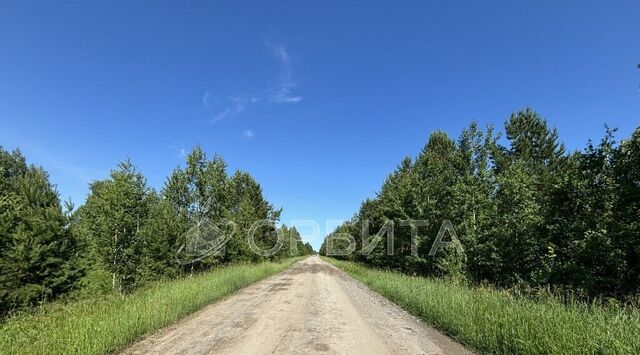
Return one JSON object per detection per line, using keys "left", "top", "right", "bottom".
{"left": 124, "top": 256, "right": 472, "bottom": 355}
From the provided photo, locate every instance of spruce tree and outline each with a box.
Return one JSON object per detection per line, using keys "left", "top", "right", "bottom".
{"left": 0, "top": 147, "right": 81, "bottom": 313}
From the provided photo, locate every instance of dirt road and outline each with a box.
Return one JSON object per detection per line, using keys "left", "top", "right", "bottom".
{"left": 124, "top": 256, "right": 472, "bottom": 354}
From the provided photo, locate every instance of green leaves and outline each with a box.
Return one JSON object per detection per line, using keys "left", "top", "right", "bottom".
{"left": 0, "top": 143, "right": 289, "bottom": 314}
{"left": 78, "top": 160, "right": 150, "bottom": 294}
{"left": 321, "top": 112, "right": 640, "bottom": 299}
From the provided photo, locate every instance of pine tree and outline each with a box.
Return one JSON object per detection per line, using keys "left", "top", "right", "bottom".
{"left": 139, "top": 192, "right": 185, "bottom": 280}
{"left": 0, "top": 147, "right": 81, "bottom": 313}
{"left": 228, "top": 171, "right": 281, "bottom": 262}
{"left": 366, "top": 157, "right": 417, "bottom": 270}
{"left": 501, "top": 108, "right": 565, "bottom": 172}
{"left": 500, "top": 109, "right": 567, "bottom": 285}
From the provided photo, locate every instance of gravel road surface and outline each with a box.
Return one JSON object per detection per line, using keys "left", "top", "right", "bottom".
{"left": 124, "top": 256, "right": 472, "bottom": 355}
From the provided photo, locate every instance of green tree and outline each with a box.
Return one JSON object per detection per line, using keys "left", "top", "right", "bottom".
{"left": 413, "top": 131, "right": 462, "bottom": 276}
{"left": 228, "top": 171, "right": 281, "bottom": 262}
{"left": 491, "top": 162, "right": 546, "bottom": 285}
{"left": 0, "top": 148, "right": 81, "bottom": 313}
{"left": 451, "top": 123, "right": 498, "bottom": 282}
{"left": 321, "top": 110, "right": 639, "bottom": 299}
{"left": 499, "top": 108, "right": 566, "bottom": 173}
{"left": 163, "top": 146, "right": 232, "bottom": 270}
{"left": 139, "top": 193, "right": 185, "bottom": 280}
{"left": 614, "top": 127, "right": 640, "bottom": 294}
{"left": 497, "top": 109, "right": 567, "bottom": 285}
{"left": 80, "top": 160, "right": 150, "bottom": 293}
{"left": 565, "top": 130, "right": 622, "bottom": 295}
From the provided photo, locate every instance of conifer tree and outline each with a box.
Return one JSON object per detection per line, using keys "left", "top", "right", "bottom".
{"left": 0, "top": 147, "right": 81, "bottom": 313}
{"left": 140, "top": 193, "right": 184, "bottom": 279}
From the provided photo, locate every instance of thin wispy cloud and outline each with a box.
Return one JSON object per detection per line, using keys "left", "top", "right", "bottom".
{"left": 242, "top": 129, "right": 255, "bottom": 139}
{"left": 266, "top": 42, "right": 302, "bottom": 104}
{"left": 269, "top": 44, "right": 289, "bottom": 63}
{"left": 211, "top": 95, "right": 260, "bottom": 123}
{"left": 170, "top": 145, "right": 187, "bottom": 158}
{"left": 212, "top": 107, "right": 232, "bottom": 122}
{"left": 270, "top": 87, "right": 302, "bottom": 103}
{"left": 202, "top": 42, "right": 302, "bottom": 123}
{"left": 202, "top": 91, "right": 212, "bottom": 108}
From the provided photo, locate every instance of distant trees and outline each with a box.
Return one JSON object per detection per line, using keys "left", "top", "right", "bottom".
{"left": 321, "top": 109, "right": 640, "bottom": 299}
{"left": 0, "top": 145, "right": 311, "bottom": 315}
{"left": 277, "top": 225, "right": 314, "bottom": 258}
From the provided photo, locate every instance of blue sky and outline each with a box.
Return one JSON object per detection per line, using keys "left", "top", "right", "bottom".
{"left": 1, "top": 1, "right": 638, "bottom": 249}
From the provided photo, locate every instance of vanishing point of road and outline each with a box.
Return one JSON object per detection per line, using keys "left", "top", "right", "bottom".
{"left": 124, "top": 256, "right": 472, "bottom": 355}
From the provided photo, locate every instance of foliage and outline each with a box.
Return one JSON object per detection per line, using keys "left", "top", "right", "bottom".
{"left": 76, "top": 160, "right": 150, "bottom": 294}
{"left": 0, "top": 147, "right": 81, "bottom": 314}
{"left": 321, "top": 109, "right": 640, "bottom": 299}
{"left": 1, "top": 144, "right": 309, "bottom": 314}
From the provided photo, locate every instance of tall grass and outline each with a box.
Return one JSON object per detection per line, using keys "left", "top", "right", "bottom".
{"left": 0, "top": 258, "right": 301, "bottom": 354}
{"left": 326, "top": 258, "right": 640, "bottom": 354}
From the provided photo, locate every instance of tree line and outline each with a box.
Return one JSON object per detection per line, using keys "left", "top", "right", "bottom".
{"left": 0, "top": 146, "right": 312, "bottom": 315}
{"left": 320, "top": 108, "right": 639, "bottom": 299}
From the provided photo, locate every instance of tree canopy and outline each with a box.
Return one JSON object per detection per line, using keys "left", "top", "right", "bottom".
{"left": 321, "top": 109, "right": 640, "bottom": 299}
{"left": 0, "top": 145, "right": 311, "bottom": 315}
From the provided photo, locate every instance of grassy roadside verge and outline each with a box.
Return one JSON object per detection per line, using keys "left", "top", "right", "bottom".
{"left": 324, "top": 257, "right": 640, "bottom": 354}
{"left": 0, "top": 258, "right": 303, "bottom": 354}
